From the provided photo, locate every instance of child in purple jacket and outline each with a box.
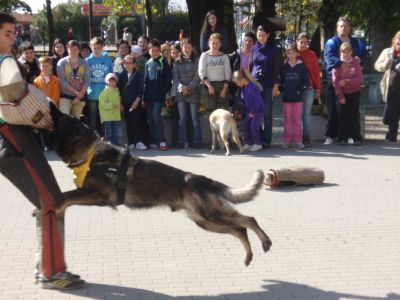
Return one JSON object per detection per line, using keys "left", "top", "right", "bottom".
{"left": 232, "top": 70, "right": 265, "bottom": 152}
{"left": 332, "top": 42, "right": 363, "bottom": 146}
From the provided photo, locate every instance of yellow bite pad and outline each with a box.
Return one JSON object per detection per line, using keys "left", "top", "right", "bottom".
{"left": 72, "top": 146, "right": 96, "bottom": 188}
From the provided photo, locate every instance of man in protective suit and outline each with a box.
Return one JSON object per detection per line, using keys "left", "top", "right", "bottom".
{"left": 0, "top": 12, "right": 84, "bottom": 290}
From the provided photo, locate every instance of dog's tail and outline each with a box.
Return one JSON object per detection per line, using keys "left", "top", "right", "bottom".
{"left": 227, "top": 170, "right": 264, "bottom": 204}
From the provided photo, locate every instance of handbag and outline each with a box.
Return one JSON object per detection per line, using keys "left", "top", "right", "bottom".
{"left": 0, "top": 56, "right": 53, "bottom": 129}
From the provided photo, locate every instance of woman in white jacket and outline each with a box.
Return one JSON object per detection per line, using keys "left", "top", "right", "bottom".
{"left": 374, "top": 31, "right": 400, "bottom": 142}
{"left": 198, "top": 33, "right": 231, "bottom": 112}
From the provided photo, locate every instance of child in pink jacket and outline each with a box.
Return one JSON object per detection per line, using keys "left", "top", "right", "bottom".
{"left": 332, "top": 42, "right": 363, "bottom": 146}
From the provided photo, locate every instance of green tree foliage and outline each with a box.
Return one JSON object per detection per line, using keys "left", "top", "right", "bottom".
{"left": 32, "top": 1, "right": 88, "bottom": 42}
{"left": 0, "top": 0, "right": 31, "bottom": 13}
{"left": 279, "top": 0, "right": 320, "bottom": 38}
{"left": 337, "top": 0, "right": 400, "bottom": 61}
{"left": 153, "top": 12, "right": 188, "bottom": 42}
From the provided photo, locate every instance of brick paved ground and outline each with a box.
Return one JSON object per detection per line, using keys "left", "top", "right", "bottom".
{"left": 1, "top": 136, "right": 400, "bottom": 299}
{"left": 0, "top": 102, "right": 398, "bottom": 300}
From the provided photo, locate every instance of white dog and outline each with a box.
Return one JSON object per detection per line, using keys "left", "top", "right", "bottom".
{"left": 209, "top": 109, "right": 243, "bottom": 156}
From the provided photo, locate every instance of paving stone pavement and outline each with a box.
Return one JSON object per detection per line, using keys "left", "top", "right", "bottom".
{"left": 0, "top": 140, "right": 400, "bottom": 300}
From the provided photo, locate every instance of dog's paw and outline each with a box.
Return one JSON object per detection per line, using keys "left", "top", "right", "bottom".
{"left": 262, "top": 240, "right": 272, "bottom": 252}
{"left": 244, "top": 252, "right": 253, "bottom": 266}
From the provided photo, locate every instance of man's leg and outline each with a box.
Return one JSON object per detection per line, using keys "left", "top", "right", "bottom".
{"left": 0, "top": 125, "right": 84, "bottom": 289}
{"left": 325, "top": 80, "right": 338, "bottom": 140}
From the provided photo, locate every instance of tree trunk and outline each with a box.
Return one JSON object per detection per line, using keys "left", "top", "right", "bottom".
{"left": 318, "top": 0, "right": 343, "bottom": 49}
{"left": 253, "top": 0, "right": 276, "bottom": 29}
{"left": 369, "top": 18, "right": 392, "bottom": 71}
{"left": 46, "top": 0, "right": 55, "bottom": 55}
{"left": 144, "top": 0, "right": 154, "bottom": 37}
{"left": 186, "top": 0, "right": 237, "bottom": 53}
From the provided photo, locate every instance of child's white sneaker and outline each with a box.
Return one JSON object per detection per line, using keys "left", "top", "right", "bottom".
{"left": 249, "top": 144, "right": 262, "bottom": 152}
{"left": 136, "top": 141, "right": 147, "bottom": 150}
{"left": 242, "top": 144, "right": 251, "bottom": 151}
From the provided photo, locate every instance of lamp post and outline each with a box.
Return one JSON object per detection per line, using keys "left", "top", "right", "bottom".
{"left": 89, "top": 0, "right": 94, "bottom": 39}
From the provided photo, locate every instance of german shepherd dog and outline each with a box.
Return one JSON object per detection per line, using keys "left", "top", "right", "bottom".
{"left": 50, "top": 104, "right": 271, "bottom": 266}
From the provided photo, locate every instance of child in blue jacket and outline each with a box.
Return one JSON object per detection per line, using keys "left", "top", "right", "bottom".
{"left": 86, "top": 37, "right": 113, "bottom": 132}
{"left": 143, "top": 39, "right": 172, "bottom": 150}
{"left": 280, "top": 44, "right": 309, "bottom": 149}
{"left": 232, "top": 70, "right": 264, "bottom": 152}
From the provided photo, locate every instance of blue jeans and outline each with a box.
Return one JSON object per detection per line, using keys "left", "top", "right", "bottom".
{"left": 177, "top": 101, "right": 201, "bottom": 145}
{"left": 103, "top": 121, "right": 121, "bottom": 145}
{"left": 302, "top": 88, "right": 315, "bottom": 138}
{"left": 86, "top": 100, "right": 100, "bottom": 133}
{"left": 326, "top": 79, "right": 338, "bottom": 139}
{"left": 261, "top": 88, "right": 273, "bottom": 145}
{"left": 147, "top": 102, "right": 165, "bottom": 145}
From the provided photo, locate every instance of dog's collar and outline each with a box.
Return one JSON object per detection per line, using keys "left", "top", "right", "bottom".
{"left": 72, "top": 145, "right": 96, "bottom": 188}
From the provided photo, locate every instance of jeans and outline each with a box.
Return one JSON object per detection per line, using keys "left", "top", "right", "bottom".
{"left": 177, "top": 101, "right": 201, "bottom": 145}
{"left": 302, "top": 88, "right": 315, "bottom": 138}
{"left": 86, "top": 99, "right": 101, "bottom": 133}
{"left": 147, "top": 102, "right": 165, "bottom": 145}
{"left": 260, "top": 87, "right": 273, "bottom": 145}
{"left": 325, "top": 79, "right": 338, "bottom": 139}
{"left": 122, "top": 102, "right": 143, "bottom": 145}
{"left": 103, "top": 121, "right": 121, "bottom": 145}
{"left": 383, "top": 89, "right": 400, "bottom": 141}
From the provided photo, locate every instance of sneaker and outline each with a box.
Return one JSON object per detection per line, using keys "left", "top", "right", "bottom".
{"left": 296, "top": 143, "right": 305, "bottom": 149}
{"left": 136, "top": 141, "right": 147, "bottom": 150}
{"left": 347, "top": 138, "right": 354, "bottom": 145}
{"left": 242, "top": 144, "right": 252, "bottom": 151}
{"left": 249, "top": 144, "right": 262, "bottom": 152}
{"left": 37, "top": 272, "right": 85, "bottom": 290}
{"left": 303, "top": 135, "right": 311, "bottom": 146}
{"left": 324, "top": 137, "right": 334, "bottom": 145}
{"left": 128, "top": 144, "right": 135, "bottom": 151}
{"left": 281, "top": 143, "right": 289, "bottom": 149}
{"left": 35, "top": 271, "right": 81, "bottom": 284}
{"left": 159, "top": 142, "right": 168, "bottom": 151}
{"left": 149, "top": 144, "right": 158, "bottom": 150}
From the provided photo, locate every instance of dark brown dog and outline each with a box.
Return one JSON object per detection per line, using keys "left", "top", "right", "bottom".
{"left": 50, "top": 104, "right": 272, "bottom": 266}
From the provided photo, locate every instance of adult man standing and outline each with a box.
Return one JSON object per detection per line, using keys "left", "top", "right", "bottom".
{"left": 122, "top": 27, "right": 132, "bottom": 45}
{"left": 0, "top": 12, "right": 84, "bottom": 290}
{"left": 323, "top": 16, "right": 368, "bottom": 144}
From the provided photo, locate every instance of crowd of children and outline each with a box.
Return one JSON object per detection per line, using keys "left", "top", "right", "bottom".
{"left": 13, "top": 13, "right": 372, "bottom": 154}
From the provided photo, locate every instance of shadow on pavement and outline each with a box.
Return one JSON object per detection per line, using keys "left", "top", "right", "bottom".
{"left": 264, "top": 182, "right": 338, "bottom": 193}
{"left": 61, "top": 280, "right": 400, "bottom": 299}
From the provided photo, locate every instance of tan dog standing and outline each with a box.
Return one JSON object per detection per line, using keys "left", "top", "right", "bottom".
{"left": 209, "top": 109, "right": 243, "bottom": 156}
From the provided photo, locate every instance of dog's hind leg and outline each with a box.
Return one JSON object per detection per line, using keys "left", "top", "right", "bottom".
{"left": 187, "top": 210, "right": 253, "bottom": 266}
{"left": 220, "top": 213, "right": 272, "bottom": 253}
{"left": 210, "top": 127, "right": 217, "bottom": 153}
{"left": 231, "top": 123, "right": 243, "bottom": 153}
{"left": 219, "top": 124, "right": 231, "bottom": 156}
